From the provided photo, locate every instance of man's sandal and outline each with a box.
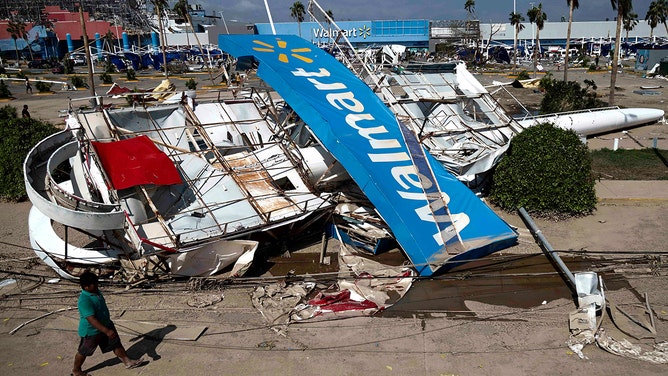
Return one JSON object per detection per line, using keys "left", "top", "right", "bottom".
{"left": 126, "top": 357, "right": 145, "bottom": 369}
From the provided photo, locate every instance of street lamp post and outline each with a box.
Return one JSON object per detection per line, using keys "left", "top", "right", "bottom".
{"left": 263, "top": 0, "right": 276, "bottom": 35}
{"left": 219, "top": 11, "right": 229, "bottom": 34}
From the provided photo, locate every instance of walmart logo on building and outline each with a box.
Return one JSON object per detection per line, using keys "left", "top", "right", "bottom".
{"left": 252, "top": 39, "right": 313, "bottom": 64}
{"left": 312, "top": 25, "right": 372, "bottom": 40}
{"left": 358, "top": 25, "right": 371, "bottom": 39}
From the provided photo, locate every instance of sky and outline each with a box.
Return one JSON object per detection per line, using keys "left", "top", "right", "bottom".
{"left": 202, "top": 0, "right": 656, "bottom": 25}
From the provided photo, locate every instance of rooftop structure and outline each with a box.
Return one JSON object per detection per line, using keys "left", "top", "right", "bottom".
{"left": 0, "top": 0, "right": 150, "bottom": 33}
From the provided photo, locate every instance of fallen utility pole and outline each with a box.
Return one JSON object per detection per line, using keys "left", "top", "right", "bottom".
{"left": 518, "top": 207, "right": 576, "bottom": 291}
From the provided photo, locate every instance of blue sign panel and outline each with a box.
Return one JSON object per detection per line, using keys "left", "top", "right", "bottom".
{"left": 219, "top": 35, "right": 517, "bottom": 275}
{"left": 255, "top": 20, "right": 429, "bottom": 45}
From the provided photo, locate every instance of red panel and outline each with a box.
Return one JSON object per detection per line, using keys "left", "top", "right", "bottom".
{"left": 92, "top": 136, "right": 181, "bottom": 190}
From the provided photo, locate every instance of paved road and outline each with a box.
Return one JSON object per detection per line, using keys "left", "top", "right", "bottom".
{"left": 7, "top": 68, "right": 219, "bottom": 125}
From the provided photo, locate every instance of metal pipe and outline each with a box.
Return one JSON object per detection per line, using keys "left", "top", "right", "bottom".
{"left": 263, "top": 0, "right": 276, "bottom": 35}
{"left": 518, "top": 207, "right": 576, "bottom": 289}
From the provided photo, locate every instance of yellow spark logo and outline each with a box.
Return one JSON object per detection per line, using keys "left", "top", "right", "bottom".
{"left": 252, "top": 39, "right": 313, "bottom": 64}
{"left": 359, "top": 25, "right": 371, "bottom": 39}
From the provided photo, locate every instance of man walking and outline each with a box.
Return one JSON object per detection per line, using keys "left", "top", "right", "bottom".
{"left": 72, "top": 271, "right": 144, "bottom": 376}
{"left": 25, "top": 78, "right": 32, "bottom": 94}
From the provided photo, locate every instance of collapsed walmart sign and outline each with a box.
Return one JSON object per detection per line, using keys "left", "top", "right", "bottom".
{"left": 219, "top": 34, "right": 517, "bottom": 276}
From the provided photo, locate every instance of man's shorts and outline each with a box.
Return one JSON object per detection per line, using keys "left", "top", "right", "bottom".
{"left": 77, "top": 327, "right": 122, "bottom": 356}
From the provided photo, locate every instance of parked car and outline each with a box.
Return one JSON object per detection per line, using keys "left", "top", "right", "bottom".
{"left": 68, "top": 53, "right": 87, "bottom": 66}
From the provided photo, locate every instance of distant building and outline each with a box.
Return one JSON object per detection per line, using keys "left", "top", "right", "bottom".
{"left": 0, "top": 0, "right": 148, "bottom": 33}
{"left": 255, "top": 20, "right": 431, "bottom": 51}
{"left": 0, "top": 6, "right": 124, "bottom": 60}
{"left": 479, "top": 20, "right": 668, "bottom": 52}
{"left": 254, "top": 19, "right": 668, "bottom": 55}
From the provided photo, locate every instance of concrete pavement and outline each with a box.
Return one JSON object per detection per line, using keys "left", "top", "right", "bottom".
{"left": 596, "top": 180, "right": 668, "bottom": 201}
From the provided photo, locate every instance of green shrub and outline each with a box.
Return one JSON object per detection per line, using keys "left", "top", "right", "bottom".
{"left": 71, "top": 75, "right": 88, "bottom": 89}
{"left": 35, "top": 81, "right": 52, "bottom": 93}
{"left": 126, "top": 69, "right": 136, "bottom": 81}
{"left": 539, "top": 73, "right": 606, "bottom": 114}
{"left": 0, "top": 80, "right": 11, "bottom": 98}
{"left": 581, "top": 56, "right": 591, "bottom": 67}
{"left": 588, "top": 63, "right": 598, "bottom": 71}
{"left": 489, "top": 122, "right": 597, "bottom": 217}
{"left": 0, "top": 114, "right": 59, "bottom": 201}
{"left": 16, "top": 70, "right": 26, "bottom": 79}
{"left": 104, "top": 59, "right": 115, "bottom": 74}
{"left": 516, "top": 70, "right": 531, "bottom": 80}
{"left": 185, "top": 78, "right": 197, "bottom": 90}
{"left": 0, "top": 104, "right": 16, "bottom": 118}
{"left": 100, "top": 72, "right": 113, "bottom": 84}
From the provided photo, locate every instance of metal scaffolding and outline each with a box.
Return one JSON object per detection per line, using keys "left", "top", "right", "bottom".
{"left": 1, "top": 0, "right": 152, "bottom": 33}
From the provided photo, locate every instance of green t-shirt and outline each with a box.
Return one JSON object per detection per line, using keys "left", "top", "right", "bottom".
{"left": 77, "top": 289, "right": 113, "bottom": 337}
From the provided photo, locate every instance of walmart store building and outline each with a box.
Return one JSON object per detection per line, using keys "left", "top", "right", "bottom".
{"left": 254, "top": 20, "right": 430, "bottom": 50}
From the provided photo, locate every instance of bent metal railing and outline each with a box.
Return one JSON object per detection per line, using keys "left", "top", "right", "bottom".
{"left": 24, "top": 130, "right": 126, "bottom": 231}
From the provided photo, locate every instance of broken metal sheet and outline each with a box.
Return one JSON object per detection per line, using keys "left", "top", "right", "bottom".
{"left": 332, "top": 204, "right": 394, "bottom": 254}
{"left": 193, "top": 100, "right": 277, "bottom": 149}
{"left": 251, "top": 282, "right": 315, "bottom": 334}
{"left": 364, "top": 65, "right": 523, "bottom": 187}
{"left": 169, "top": 239, "right": 258, "bottom": 277}
{"left": 569, "top": 305, "right": 597, "bottom": 332}
{"left": 575, "top": 272, "right": 604, "bottom": 309}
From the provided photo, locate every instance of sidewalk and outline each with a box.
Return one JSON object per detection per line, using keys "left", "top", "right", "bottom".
{"left": 596, "top": 180, "right": 668, "bottom": 201}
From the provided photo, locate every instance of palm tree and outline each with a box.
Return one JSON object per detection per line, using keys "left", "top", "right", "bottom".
{"left": 464, "top": 0, "right": 476, "bottom": 18}
{"left": 662, "top": 0, "right": 668, "bottom": 35}
{"left": 646, "top": 1, "right": 661, "bottom": 40}
{"left": 527, "top": 4, "right": 547, "bottom": 77}
{"left": 509, "top": 12, "right": 525, "bottom": 74}
{"left": 290, "top": 1, "right": 306, "bottom": 37}
{"left": 623, "top": 12, "right": 639, "bottom": 51}
{"left": 464, "top": 1, "right": 479, "bottom": 60}
{"left": 6, "top": 20, "right": 27, "bottom": 66}
{"left": 564, "top": 0, "right": 579, "bottom": 81}
{"left": 650, "top": 0, "right": 668, "bottom": 35}
{"left": 103, "top": 30, "right": 116, "bottom": 53}
{"left": 151, "top": 0, "right": 169, "bottom": 78}
{"left": 174, "top": 0, "right": 215, "bottom": 84}
{"left": 609, "top": 0, "right": 633, "bottom": 106}
{"left": 173, "top": 0, "right": 191, "bottom": 46}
